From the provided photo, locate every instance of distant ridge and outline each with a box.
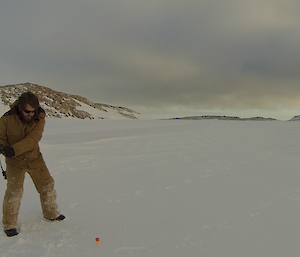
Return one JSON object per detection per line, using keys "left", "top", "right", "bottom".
{"left": 167, "top": 115, "right": 277, "bottom": 121}
{"left": 0, "top": 83, "right": 143, "bottom": 119}
{"left": 289, "top": 115, "right": 300, "bottom": 121}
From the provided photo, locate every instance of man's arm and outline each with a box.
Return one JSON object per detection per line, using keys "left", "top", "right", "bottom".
{"left": 12, "top": 117, "right": 45, "bottom": 156}
{"left": 0, "top": 117, "right": 8, "bottom": 146}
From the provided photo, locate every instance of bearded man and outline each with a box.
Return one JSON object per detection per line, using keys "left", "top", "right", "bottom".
{"left": 0, "top": 91, "right": 64, "bottom": 237}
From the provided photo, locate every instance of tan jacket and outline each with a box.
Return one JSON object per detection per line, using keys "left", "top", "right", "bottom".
{"left": 0, "top": 107, "right": 46, "bottom": 169}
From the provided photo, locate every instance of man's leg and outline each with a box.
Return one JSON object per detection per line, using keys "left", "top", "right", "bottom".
{"left": 2, "top": 165, "right": 25, "bottom": 231}
{"left": 28, "top": 162, "right": 60, "bottom": 220}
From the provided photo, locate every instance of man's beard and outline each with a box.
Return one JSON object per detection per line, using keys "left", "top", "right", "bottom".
{"left": 20, "top": 114, "right": 34, "bottom": 124}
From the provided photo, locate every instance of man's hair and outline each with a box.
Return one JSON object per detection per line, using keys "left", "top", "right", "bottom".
{"left": 17, "top": 91, "right": 40, "bottom": 110}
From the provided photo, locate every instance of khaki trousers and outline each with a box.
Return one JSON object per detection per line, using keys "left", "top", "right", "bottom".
{"left": 2, "top": 162, "right": 59, "bottom": 230}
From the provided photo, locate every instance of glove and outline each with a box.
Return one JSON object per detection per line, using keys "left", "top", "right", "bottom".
{"left": 3, "top": 146, "right": 15, "bottom": 158}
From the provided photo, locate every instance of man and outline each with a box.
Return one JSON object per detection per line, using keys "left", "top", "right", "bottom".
{"left": 0, "top": 91, "right": 64, "bottom": 237}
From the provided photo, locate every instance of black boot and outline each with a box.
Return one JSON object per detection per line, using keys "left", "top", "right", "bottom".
{"left": 5, "top": 228, "right": 18, "bottom": 237}
{"left": 45, "top": 214, "right": 65, "bottom": 221}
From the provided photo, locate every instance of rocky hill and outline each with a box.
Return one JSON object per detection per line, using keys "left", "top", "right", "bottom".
{"left": 289, "top": 115, "right": 300, "bottom": 121}
{"left": 0, "top": 83, "right": 143, "bottom": 119}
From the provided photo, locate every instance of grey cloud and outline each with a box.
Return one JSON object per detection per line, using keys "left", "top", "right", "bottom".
{"left": 1, "top": 0, "right": 300, "bottom": 119}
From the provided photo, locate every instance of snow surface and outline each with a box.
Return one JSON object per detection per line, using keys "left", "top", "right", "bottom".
{"left": 74, "top": 101, "right": 147, "bottom": 120}
{"left": 1, "top": 118, "right": 300, "bottom": 256}
{"left": 0, "top": 104, "right": 9, "bottom": 116}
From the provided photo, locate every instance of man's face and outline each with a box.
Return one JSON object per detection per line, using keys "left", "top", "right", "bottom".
{"left": 20, "top": 104, "right": 36, "bottom": 123}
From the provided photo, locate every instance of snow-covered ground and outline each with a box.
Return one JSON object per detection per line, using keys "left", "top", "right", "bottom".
{"left": 1, "top": 118, "right": 300, "bottom": 257}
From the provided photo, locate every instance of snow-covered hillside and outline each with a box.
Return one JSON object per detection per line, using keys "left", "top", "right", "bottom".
{"left": 0, "top": 83, "right": 148, "bottom": 120}
{"left": 1, "top": 119, "right": 300, "bottom": 256}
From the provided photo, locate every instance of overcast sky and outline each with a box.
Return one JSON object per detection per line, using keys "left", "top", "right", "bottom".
{"left": 1, "top": 0, "right": 300, "bottom": 120}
